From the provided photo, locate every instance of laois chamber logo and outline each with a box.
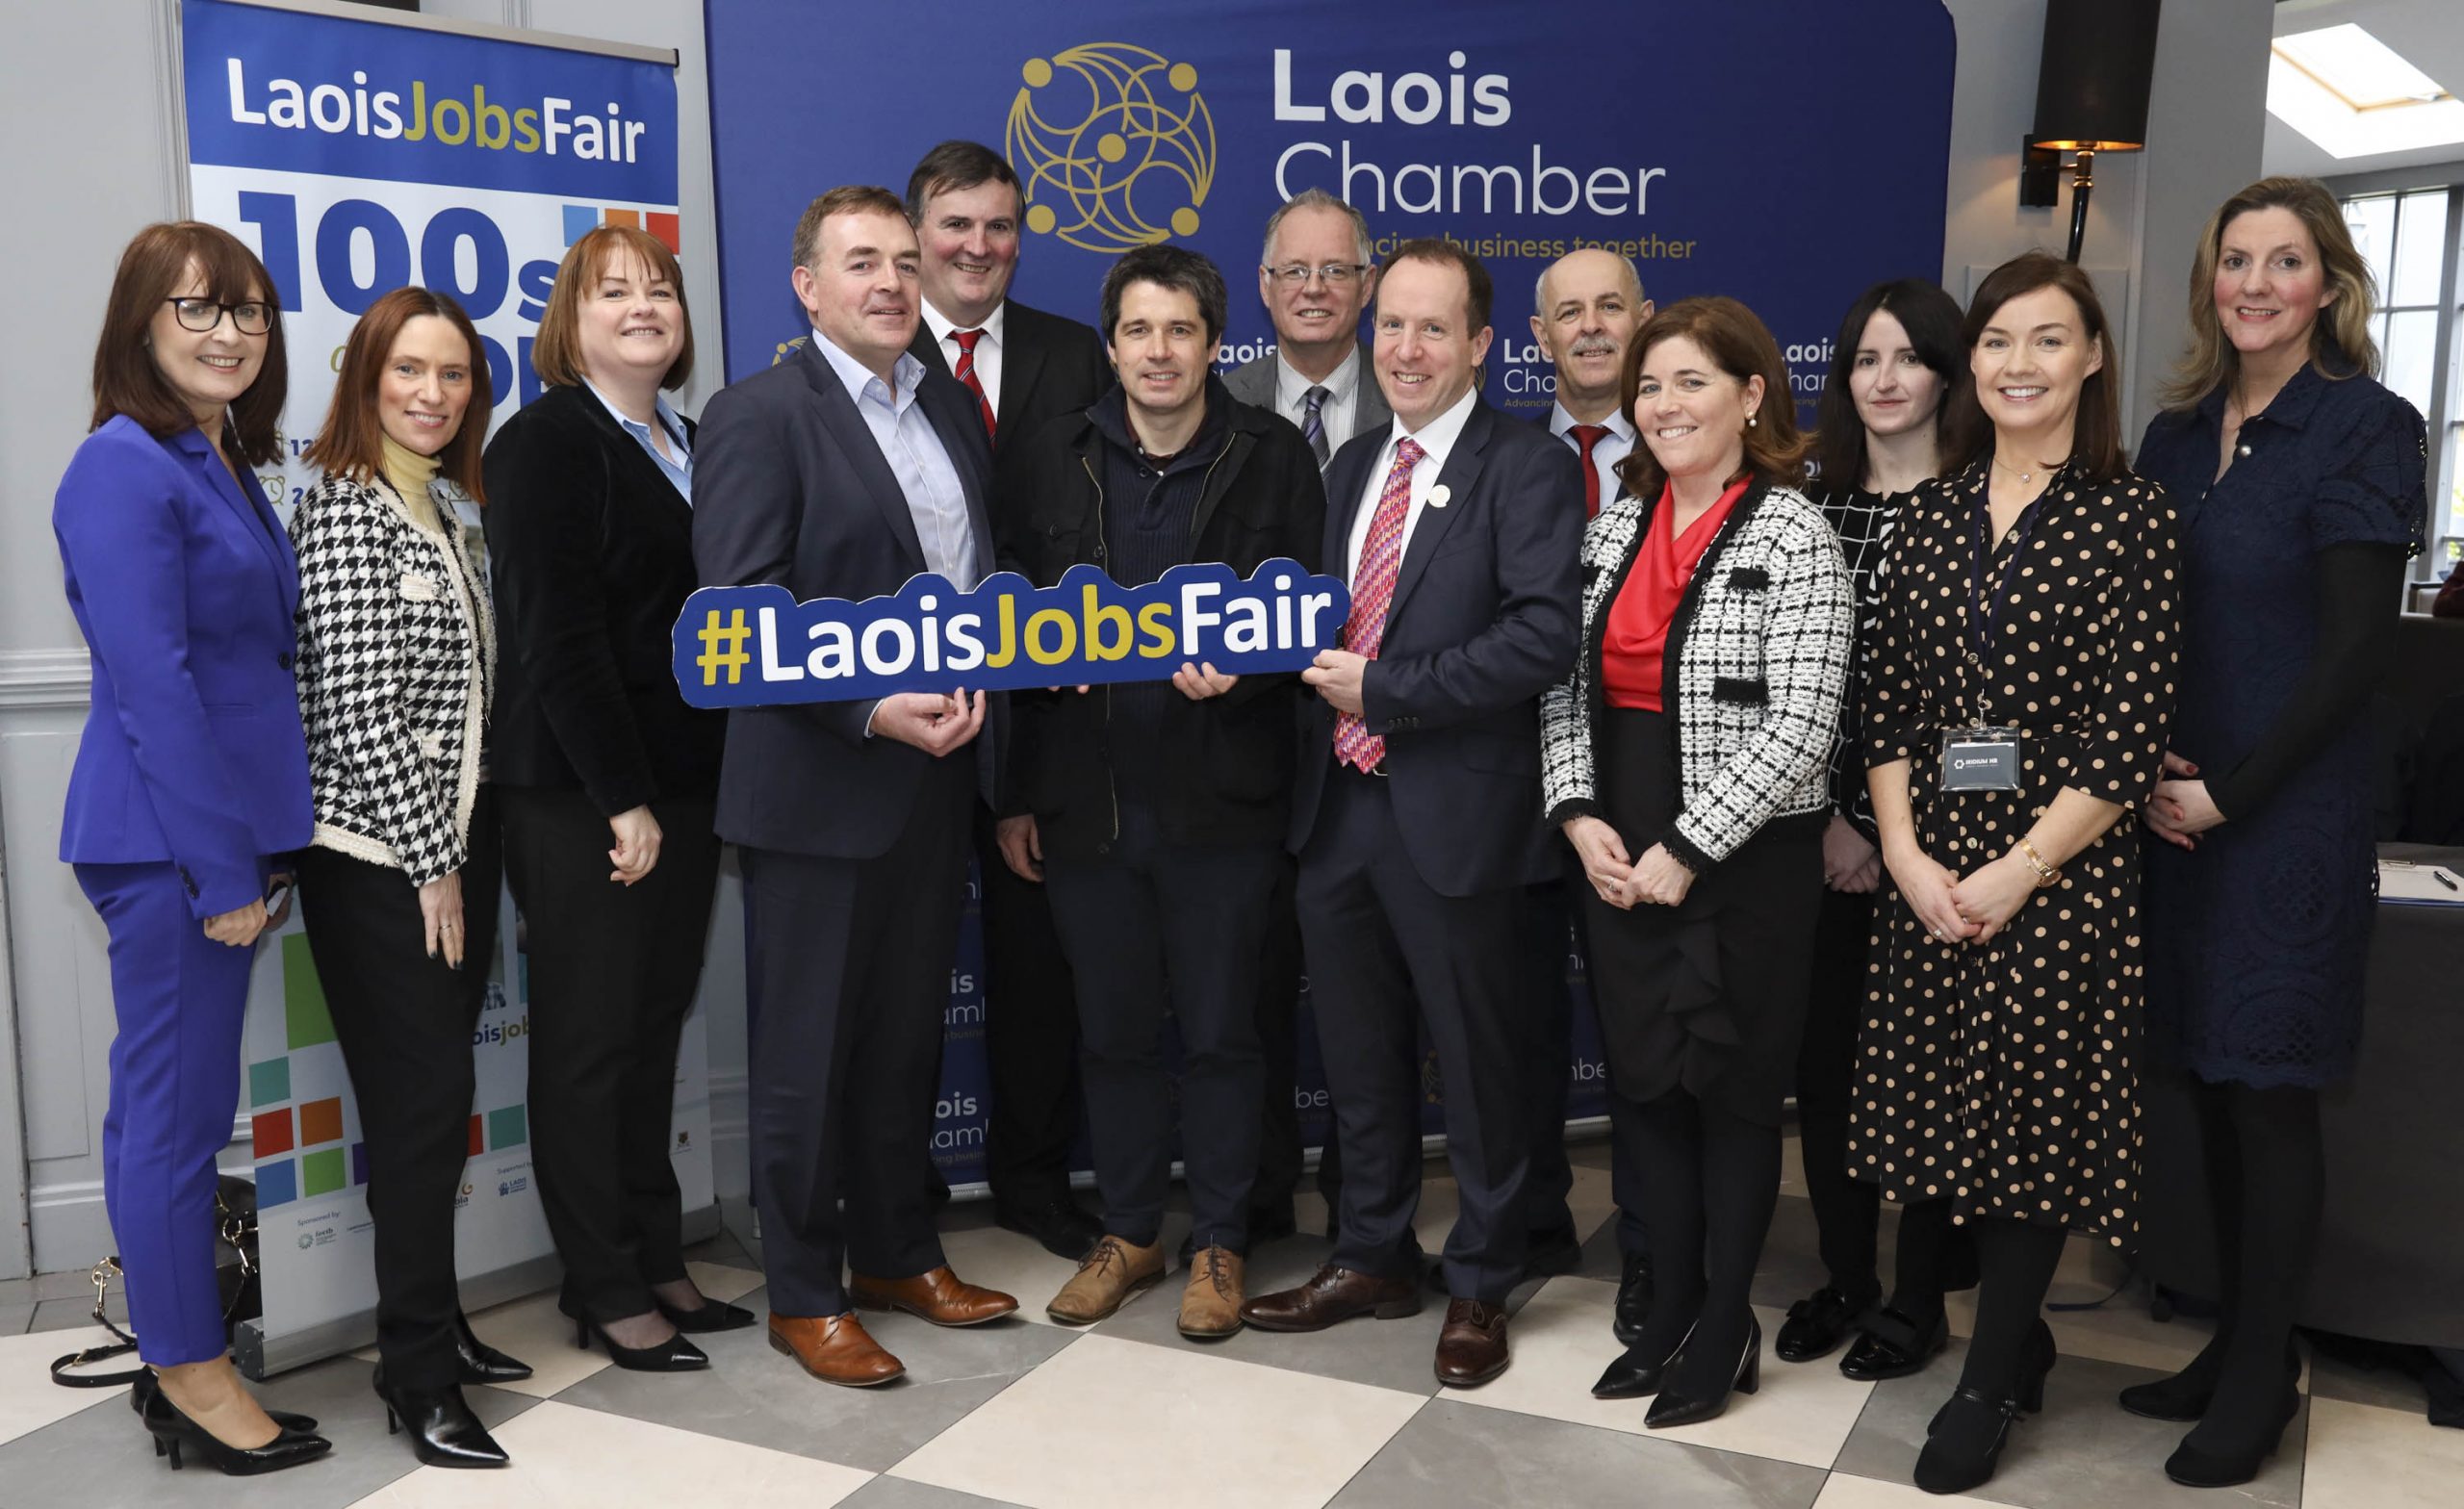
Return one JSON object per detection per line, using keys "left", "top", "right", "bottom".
{"left": 1006, "top": 42, "right": 1217, "bottom": 253}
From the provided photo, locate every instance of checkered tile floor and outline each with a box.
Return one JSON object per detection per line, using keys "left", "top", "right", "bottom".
{"left": 3, "top": 1140, "right": 2457, "bottom": 1509}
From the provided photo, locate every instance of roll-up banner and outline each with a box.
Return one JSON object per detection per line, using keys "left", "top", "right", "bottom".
{"left": 706, "top": 0, "right": 1956, "bottom": 1176}
{"left": 176, "top": 0, "right": 703, "bottom": 1376}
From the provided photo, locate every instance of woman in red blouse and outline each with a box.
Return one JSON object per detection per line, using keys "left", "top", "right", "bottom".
{"left": 1539, "top": 297, "right": 1854, "bottom": 1427}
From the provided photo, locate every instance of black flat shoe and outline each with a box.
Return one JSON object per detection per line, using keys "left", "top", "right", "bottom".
{"left": 130, "top": 1369, "right": 318, "bottom": 1435}
{"left": 1612, "top": 1254, "right": 1654, "bottom": 1347}
{"left": 1593, "top": 1319, "right": 1690, "bottom": 1400}
{"left": 656, "top": 1294, "right": 758, "bottom": 1333}
{"left": 995, "top": 1195, "right": 1103, "bottom": 1262}
{"left": 138, "top": 1380, "right": 331, "bottom": 1475}
{"left": 2164, "top": 1380, "right": 2301, "bottom": 1487}
{"left": 1913, "top": 1386, "right": 2022, "bottom": 1495}
{"left": 1776, "top": 1285, "right": 1873, "bottom": 1364}
{"left": 373, "top": 1370, "right": 509, "bottom": 1469}
{"left": 1840, "top": 1306, "right": 1950, "bottom": 1381}
{"left": 451, "top": 1312, "right": 533, "bottom": 1384}
{"left": 575, "top": 1314, "right": 711, "bottom": 1371}
{"left": 1645, "top": 1317, "right": 1760, "bottom": 1429}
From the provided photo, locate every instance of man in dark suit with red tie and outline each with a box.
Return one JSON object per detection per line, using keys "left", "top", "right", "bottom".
{"left": 901, "top": 141, "right": 1115, "bottom": 1261}
{"left": 1240, "top": 241, "right": 1583, "bottom": 1389}
{"left": 694, "top": 186, "right": 1020, "bottom": 1387}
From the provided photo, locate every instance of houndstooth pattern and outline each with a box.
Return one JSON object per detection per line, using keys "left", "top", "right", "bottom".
{"left": 292, "top": 471, "right": 495, "bottom": 886}
{"left": 1539, "top": 479, "right": 1853, "bottom": 871}
{"left": 1812, "top": 483, "right": 1902, "bottom": 840}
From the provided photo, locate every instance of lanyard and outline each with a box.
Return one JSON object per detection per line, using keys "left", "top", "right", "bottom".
{"left": 1967, "top": 490, "right": 2042, "bottom": 667}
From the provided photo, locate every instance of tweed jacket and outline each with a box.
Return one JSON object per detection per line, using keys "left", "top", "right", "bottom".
{"left": 1540, "top": 476, "right": 1853, "bottom": 873}
{"left": 292, "top": 470, "right": 495, "bottom": 886}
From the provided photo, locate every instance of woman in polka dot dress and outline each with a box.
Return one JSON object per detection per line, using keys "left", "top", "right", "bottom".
{"left": 1853, "top": 253, "right": 2181, "bottom": 1496}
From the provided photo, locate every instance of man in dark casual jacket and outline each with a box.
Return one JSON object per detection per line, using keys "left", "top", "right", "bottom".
{"left": 992, "top": 244, "right": 1326, "bottom": 1339}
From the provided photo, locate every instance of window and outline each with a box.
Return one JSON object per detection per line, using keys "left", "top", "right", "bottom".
{"left": 2339, "top": 184, "right": 2463, "bottom": 587}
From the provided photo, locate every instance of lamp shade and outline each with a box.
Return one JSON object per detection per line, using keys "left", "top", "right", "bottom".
{"left": 2031, "top": 0, "right": 2163, "bottom": 152}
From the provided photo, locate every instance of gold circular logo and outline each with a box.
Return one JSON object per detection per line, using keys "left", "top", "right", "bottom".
{"left": 1007, "top": 43, "right": 1216, "bottom": 253}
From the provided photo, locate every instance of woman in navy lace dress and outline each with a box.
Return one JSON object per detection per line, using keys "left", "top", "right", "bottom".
{"left": 2134, "top": 176, "right": 2425, "bottom": 1490}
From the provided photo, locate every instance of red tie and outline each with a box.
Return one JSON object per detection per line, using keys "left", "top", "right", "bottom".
{"left": 1570, "top": 423, "right": 1609, "bottom": 518}
{"left": 1333, "top": 438, "right": 1424, "bottom": 774}
{"left": 952, "top": 328, "right": 995, "bottom": 441}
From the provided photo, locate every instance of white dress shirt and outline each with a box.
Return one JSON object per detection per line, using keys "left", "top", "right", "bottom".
{"left": 1274, "top": 345, "right": 1366, "bottom": 453}
{"left": 920, "top": 298, "right": 1007, "bottom": 420}
{"left": 1345, "top": 384, "right": 1480, "bottom": 583}
{"left": 1548, "top": 400, "right": 1636, "bottom": 505}
{"left": 810, "top": 327, "right": 978, "bottom": 587}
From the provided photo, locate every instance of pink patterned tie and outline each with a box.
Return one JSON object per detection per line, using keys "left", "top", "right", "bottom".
{"left": 1333, "top": 437, "right": 1424, "bottom": 773}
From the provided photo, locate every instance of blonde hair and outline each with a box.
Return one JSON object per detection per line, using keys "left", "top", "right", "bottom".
{"left": 2161, "top": 176, "right": 2378, "bottom": 410}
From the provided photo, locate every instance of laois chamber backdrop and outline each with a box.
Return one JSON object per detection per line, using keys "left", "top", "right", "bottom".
{"left": 700, "top": 0, "right": 1956, "bottom": 1182}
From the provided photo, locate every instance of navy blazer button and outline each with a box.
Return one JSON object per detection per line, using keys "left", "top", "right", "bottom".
{"left": 278, "top": 652, "right": 295, "bottom": 670}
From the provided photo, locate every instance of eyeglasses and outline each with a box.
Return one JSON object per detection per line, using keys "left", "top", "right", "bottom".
{"left": 165, "top": 297, "right": 274, "bottom": 336}
{"left": 1265, "top": 263, "right": 1371, "bottom": 287}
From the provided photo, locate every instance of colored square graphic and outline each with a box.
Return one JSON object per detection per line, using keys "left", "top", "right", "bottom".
{"left": 298, "top": 1096, "right": 344, "bottom": 1147}
{"left": 561, "top": 203, "right": 597, "bottom": 245}
{"left": 247, "top": 1057, "right": 290, "bottom": 1109}
{"left": 467, "top": 1115, "right": 484, "bottom": 1158}
{"left": 300, "top": 1147, "right": 346, "bottom": 1197}
{"left": 352, "top": 1141, "right": 370, "bottom": 1187}
{"left": 281, "top": 934, "right": 336, "bottom": 1050}
{"left": 250, "top": 1109, "right": 294, "bottom": 1158}
{"left": 562, "top": 204, "right": 681, "bottom": 254}
{"left": 255, "top": 1159, "right": 297, "bottom": 1209}
{"left": 487, "top": 1104, "right": 527, "bottom": 1151}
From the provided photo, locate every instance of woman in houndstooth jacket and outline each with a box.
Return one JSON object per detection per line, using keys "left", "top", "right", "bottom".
{"left": 291, "top": 287, "right": 528, "bottom": 1471}
{"left": 1540, "top": 296, "right": 1853, "bottom": 1429}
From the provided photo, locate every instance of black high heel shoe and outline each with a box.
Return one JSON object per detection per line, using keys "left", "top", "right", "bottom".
{"left": 129, "top": 1369, "right": 319, "bottom": 1434}
{"left": 2119, "top": 1338, "right": 2297, "bottom": 1422}
{"left": 2164, "top": 1380, "right": 2302, "bottom": 1488}
{"left": 1644, "top": 1317, "right": 1759, "bottom": 1429}
{"left": 1914, "top": 1319, "right": 2056, "bottom": 1494}
{"left": 450, "top": 1312, "right": 533, "bottom": 1384}
{"left": 574, "top": 1313, "right": 711, "bottom": 1372}
{"left": 655, "top": 1293, "right": 758, "bottom": 1333}
{"left": 1593, "top": 1319, "right": 1691, "bottom": 1399}
{"left": 138, "top": 1379, "right": 330, "bottom": 1475}
{"left": 372, "top": 1367, "right": 509, "bottom": 1468}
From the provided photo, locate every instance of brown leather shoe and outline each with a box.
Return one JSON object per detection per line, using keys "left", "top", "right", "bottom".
{"left": 767, "top": 1313, "right": 904, "bottom": 1387}
{"left": 1178, "top": 1246, "right": 1245, "bottom": 1339}
{"left": 1237, "top": 1264, "right": 1423, "bottom": 1333}
{"left": 847, "top": 1266, "right": 1018, "bottom": 1327}
{"left": 1046, "top": 1235, "right": 1167, "bottom": 1324}
{"left": 1434, "top": 1298, "right": 1509, "bottom": 1388}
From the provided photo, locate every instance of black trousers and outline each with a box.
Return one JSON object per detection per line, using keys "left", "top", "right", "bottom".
{"left": 500, "top": 786, "right": 721, "bottom": 1323}
{"left": 973, "top": 802, "right": 1085, "bottom": 1206}
{"left": 295, "top": 789, "right": 501, "bottom": 1391}
{"left": 1520, "top": 876, "right": 1579, "bottom": 1237}
{"left": 1300, "top": 769, "right": 1529, "bottom": 1305}
{"left": 1797, "top": 884, "right": 1883, "bottom": 1299}
{"left": 1256, "top": 856, "right": 1342, "bottom": 1214}
{"left": 742, "top": 757, "right": 969, "bottom": 1317}
{"left": 1043, "top": 805, "right": 1278, "bottom": 1249}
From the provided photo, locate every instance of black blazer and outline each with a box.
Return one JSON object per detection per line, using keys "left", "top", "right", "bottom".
{"left": 907, "top": 296, "right": 1113, "bottom": 465}
{"left": 693, "top": 338, "right": 999, "bottom": 859}
{"left": 483, "top": 382, "right": 724, "bottom": 813}
{"left": 1289, "top": 397, "right": 1585, "bottom": 896}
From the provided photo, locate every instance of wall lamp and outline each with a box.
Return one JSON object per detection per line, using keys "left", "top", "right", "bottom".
{"left": 2019, "top": 0, "right": 2163, "bottom": 263}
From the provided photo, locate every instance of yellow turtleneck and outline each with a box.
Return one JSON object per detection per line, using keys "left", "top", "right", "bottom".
{"left": 379, "top": 434, "right": 443, "bottom": 523}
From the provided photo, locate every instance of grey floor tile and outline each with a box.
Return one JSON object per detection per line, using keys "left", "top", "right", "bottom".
{"left": 840, "top": 1476, "right": 1031, "bottom": 1508}
{"left": 1327, "top": 1398, "right": 1825, "bottom": 1509}
{"left": 0, "top": 1268, "right": 119, "bottom": 1306}
{"left": 0, "top": 1304, "right": 34, "bottom": 1337}
{"left": 681, "top": 1223, "right": 757, "bottom": 1272}
{"left": 29, "top": 1292, "right": 126, "bottom": 1334}
{"left": 551, "top": 1285, "right": 1076, "bottom": 1473}
{"left": 1833, "top": 1337, "right": 2304, "bottom": 1509}
{"left": 0, "top": 1354, "right": 535, "bottom": 1507}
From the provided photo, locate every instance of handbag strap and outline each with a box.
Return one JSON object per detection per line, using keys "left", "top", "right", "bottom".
{"left": 49, "top": 1258, "right": 147, "bottom": 1389}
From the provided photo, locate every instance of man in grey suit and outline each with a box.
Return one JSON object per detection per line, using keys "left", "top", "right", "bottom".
{"left": 1223, "top": 190, "right": 1390, "bottom": 467}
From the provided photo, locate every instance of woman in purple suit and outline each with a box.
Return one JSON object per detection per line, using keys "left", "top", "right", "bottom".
{"left": 53, "top": 221, "right": 330, "bottom": 1474}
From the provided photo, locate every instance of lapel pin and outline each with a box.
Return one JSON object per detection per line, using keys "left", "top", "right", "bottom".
{"left": 1427, "top": 485, "right": 1450, "bottom": 508}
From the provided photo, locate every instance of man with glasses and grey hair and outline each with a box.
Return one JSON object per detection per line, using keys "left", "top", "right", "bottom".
{"left": 1225, "top": 190, "right": 1391, "bottom": 468}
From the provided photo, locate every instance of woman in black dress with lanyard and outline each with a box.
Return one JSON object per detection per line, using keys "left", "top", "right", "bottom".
{"left": 485, "top": 226, "right": 741, "bottom": 1373}
{"left": 1854, "top": 253, "right": 2179, "bottom": 1495}
{"left": 2132, "top": 177, "right": 2424, "bottom": 1489}
{"left": 1541, "top": 296, "right": 1853, "bottom": 1427}
{"left": 1776, "top": 279, "right": 1977, "bottom": 1381}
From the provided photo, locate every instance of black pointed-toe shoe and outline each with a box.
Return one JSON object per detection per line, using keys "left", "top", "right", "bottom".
{"left": 2163, "top": 1381, "right": 2302, "bottom": 1488}
{"left": 1593, "top": 1320, "right": 1691, "bottom": 1400}
{"left": 450, "top": 1312, "right": 533, "bottom": 1384}
{"left": 138, "top": 1380, "right": 331, "bottom": 1475}
{"left": 656, "top": 1293, "right": 759, "bottom": 1333}
{"left": 1645, "top": 1317, "right": 1760, "bottom": 1430}
{"left": 130, "top": 1369, "right": 319, "bottom": 1435}
{"left": 575, "top": 1314, "right": 711, "bottom": 1372}
{"left": 372, "top": 1368, "right": 509, "bottom": 1469}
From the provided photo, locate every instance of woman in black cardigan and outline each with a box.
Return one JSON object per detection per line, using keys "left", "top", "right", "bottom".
{"left": 482, "top": 226, "right": 737, "bottom": 1372}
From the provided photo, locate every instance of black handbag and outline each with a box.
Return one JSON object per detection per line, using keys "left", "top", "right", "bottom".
{"left": 49, "top": 1174, "right": 262, "bottom": 1388}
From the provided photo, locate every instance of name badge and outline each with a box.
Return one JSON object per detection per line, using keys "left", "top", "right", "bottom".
{"left": 1939, "top": 726, "right": 2021, "bottom": 792}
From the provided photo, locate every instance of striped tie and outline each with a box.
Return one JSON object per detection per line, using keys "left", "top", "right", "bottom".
{"left": 952, "top": 328, "right": 995, "bottom": 441}
{"left": 1332, "top": 438, "right": 1424, "bottom": 774}
{"left": 1302, "top": 384, "right": 1331, "bottom": 468}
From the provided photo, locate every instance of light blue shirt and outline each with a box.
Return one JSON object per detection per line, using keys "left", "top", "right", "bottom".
{"left": 583, "top": 379, "right": 693, "bottom": 504}
{"left": 810, "top": 329, "right": 979, "bottom": 587}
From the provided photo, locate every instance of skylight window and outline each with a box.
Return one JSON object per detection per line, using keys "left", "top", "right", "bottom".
{"left": 2269, "top": 23, "right": 2464, "bottom": 160}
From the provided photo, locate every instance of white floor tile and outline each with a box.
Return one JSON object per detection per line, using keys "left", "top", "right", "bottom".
{"left": 0, "top": 1325, "right": 129, "bottom": 1447}
{"left": 1811, "top": 1471, "right": 2009, "bottom": 1509}
{"left": 2299, "top": 1394, "right": 2464, "bottom": 1509}
{"left": 887, "top": 1331, "right": 1424, "bottom": 1509}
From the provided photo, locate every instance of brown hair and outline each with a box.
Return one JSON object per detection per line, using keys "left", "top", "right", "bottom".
{"left": 531, "top": 225, "right": 695, "bottom": 391}
{"left": 1614, "top": 296, "right": 1808, "bottom": 500}
{"left": 1943, "top": 252, "right": 2123, "bottom": 479}
{"left": 2161, "top": 175, "right": 2378, "bottom": 409}
{"left": 792, "top": 185, "right": 910, "bottom": 269}
{"left": 90, "top": 221, "right": 290, "bottom": 465}
{"left": 903, "top": 140, "right": 1021, "bottom": 224}
{"left": 1381, "top": 237, "right": 1493, "bottom": 332}
{"left": 305, "top": 287, "right": 493, "bottom": 501}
